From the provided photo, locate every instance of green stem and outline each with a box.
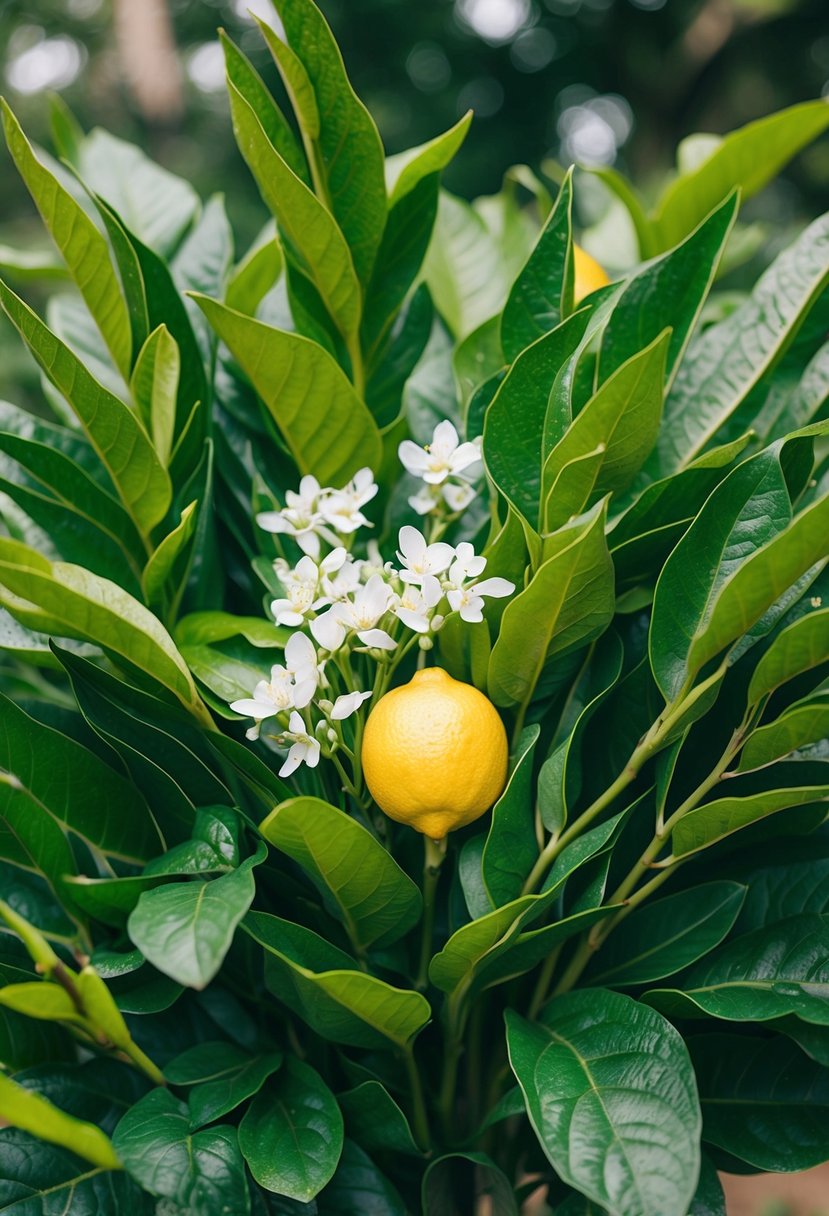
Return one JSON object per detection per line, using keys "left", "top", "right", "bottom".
{"left": 437, "top": 1030, "right": 462, "bottom": 1142}
{"left": 122, "top": 1039, "right": 166, "bottom": 1086}
{"left": 416, "top": 836, "right": 447, "bottom": 990}
{"left": 527, "top": 942, "right": 564, "bottom": 1020}
{"left": 403, "top": 1046, "right": 431, "bottom": 1152}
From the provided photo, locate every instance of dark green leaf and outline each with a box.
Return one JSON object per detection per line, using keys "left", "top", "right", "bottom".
{"left": 482, "top": 726, "right": 541, "bottom": 907}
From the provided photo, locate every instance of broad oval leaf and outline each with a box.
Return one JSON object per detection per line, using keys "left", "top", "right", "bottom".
{"left": 259, "top": 797, "right": 422, "bottom": 951}
{"left": 239, "top": 1057, "right": 343, "bottom": 1203}
{"left": 506, "top": 989, "right": 701, "bottom": 1216}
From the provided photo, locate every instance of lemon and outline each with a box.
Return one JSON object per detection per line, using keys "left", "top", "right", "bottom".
{"left": 361, "top": 667, "right": 508, "bottom": 840}
{"left": 573, "top": 244, "right": 610, "bottom": 305}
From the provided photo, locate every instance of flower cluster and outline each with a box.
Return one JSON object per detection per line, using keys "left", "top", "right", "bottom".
{"left": 399, "top": 420, "right": 483, "bottom": 517}
{"left": 230, "top": 420, "right": 513, "bottom": 781}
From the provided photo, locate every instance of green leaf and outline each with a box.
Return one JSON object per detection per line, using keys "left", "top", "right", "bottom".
{"left": 587, "top": 882, "right": 746, "bottom": 986}
{"left": 506, "top": 990, "right": 701, "bottom": 1216}
{"left": 240, "top": 1059, "right": 342, "bottom": 1203}
{"left": 645, "top": 913, "right": 829, "bottom": 1023}
{"left": 243, "top": 911, "right": 431, "bottom": 1050}
{"left": 747, "top": 606, "right": 829, "bottom": 703}
{"left": 649, "top": 443, "right": 822, "bottom": 702}
{"left": 653, "top": 101, "right": 829, "bottom": 250}
{"left": 127, "top": 848, "right": 262, "bottom": 989}
{"left": 501, "top": 170, "right": 573, "bottom": 362}
{"left": 737, "top": 695, "right": 829, "bottom": 771}
{"left": 0, "top": 541, "right": 207, "bottom": 722}
{"left": 223, "top": 52, "right": 361, "bottom": 342}
{"left": 1, "top": 100, "right": 132, "bottom": 378}
{"left": 113, "top": 1088, "right": 250, "bottom": 1214}
{"left": 387, "top": 113, "right": 472, "bottom": 206}
{"left": 424, "top": 192, "right": 512, "bottom": 338}
{"left": 422, "top": 1152, "right": 518, "bottom": 1216}
{"left": 690, "top": 1032, "right": 829, "bottom": 1172}
{"left": 317, "top": 1139, "right": 406, "bottom": 1215}
{"left": 194, "top": 295, "right": 381, "bottom": 483}
{"left": 269, "top": 0, "right": 387, "bottom": 286}
{"left": 482, "top": 726, "right": 541, "bottom": 907}
{"left": 130, "top": 324, "right": 179, "bottom": 466}
{"left": 0, "top": 1072, "right": 120, "bottom": 1170}
{"left": 672, "top": 777, "right": 829, "bottom": 858}
{"left": 483, "top": 310, "right": 591, "bottom": 526}
{"left": 259, "top": 797, "right": 422, "bottom": 951}
{"left": 488, "top": 501, "right": 615, "bottom": 709}
{"left": 0, "top": 1131, "right": 148, "bottom": 1212}
{"left": 338, "top": 1082, "right": 421, "bottom": 1157}
{"left": 650, "top": 212, "right": 829, "bottom": 476}
{"left": 141, "top": 500, "right": 198, "bottom": 608}
{"left": 0, "top": 281, "right": 171, "bottom": 535}
{"left": 0, "top": 687, "right": 162, "bottom": 865}
{"left": 599, "top": 193, "right": 737, "bottom": 390}
{"left": 543, "top": 330, "right": 670, "bottom": 531}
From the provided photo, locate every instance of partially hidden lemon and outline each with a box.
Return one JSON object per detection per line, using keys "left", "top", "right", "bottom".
{"left": 573, "top": 244, "right": 610, "bottom": 305}
{"left": 361, "top": 667, "right": 508, "bottom": 841}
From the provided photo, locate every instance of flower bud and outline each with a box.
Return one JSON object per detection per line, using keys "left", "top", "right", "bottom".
{"left": 418, "top": 635, "right": 434, "bottom": 651}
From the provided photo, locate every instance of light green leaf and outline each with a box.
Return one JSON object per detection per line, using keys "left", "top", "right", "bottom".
{"left": 192, "top": 295, "right": 382, "bottom": 484}
{"left": 748, "top": 606, "right": 829, "bottom": 703}
{"left": 424, "top": 192, "right": 513, "bottom": 339}
{"left": 130, "top": 324, "right": 179, "bottom": 466}
{"left": 386, "top": 112, "right": 472, "bottom": 205}
{"left": 220, "top": 35, "right": 310, "bottom": 186}
{"left": 1, "top": 100, "right": 132, "bottom": 378}
{"left": 0, "top": 1072, "right": 120, "bottom": 1170}
{"left": 223, "top": 51, "right": 361, "bottom": 341}
{"left": 653, "top": 101, "right": 829, "bottom": 250}
{"left": 0, "top": 280, "right": 172, "bottom": 535}
{"left": 506, "top": 990, "right": 701, "bottom": 1216}
{"left": 737, "top": 696, "right": 829, "bottom": 771}
{"left": 270, "top": 0, "right": 388, "bottom": 286}
{"left": 488, "top": 501, "right": 615, "bottom": 709}
{"left": 141, "top": 500, "right": 198, "bottom": 608}
{"left": 127, "top": 848, "right": 262, "bottom": 989}
{"left": 239, "top": 1057, "right": 343, "bottom": 1202}
{"left": 243, "top": 911, "right": 431, "bottom": 1050}
{"left": 259, "top": 797, "right": 422, "bottom": 951}
{"left": 0, "top": 539, "right": 206, "bottom": 721}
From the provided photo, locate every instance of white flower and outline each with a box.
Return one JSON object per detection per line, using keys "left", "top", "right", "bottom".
{"left": 269, "top": 557, "right": 322, "bottom": 626}
{"left": 311, "top": 574, "right": 396, "bottom": 651}
{"left": 447, "top": 577, "right": 514, "bottom": 623}
{"left": 442, "top": 481, "right": 477, "bottom": 513}
{"left": 408, "top": 484, "right": 441, "bottom": 516}
{"left": 278, "top": 711, "right": 321, "bottom": 777}
{"left": 396, "top": 525, "right": 455, "bottom": 585}
{"left": 321, "top": 553, "right": 362, "bottom": 600}
{"left": 319, "top": 468, "right": 378, "bottom": 534}
{"left": 446, "top": 542, "right": 487, "bottom": 586}
{"left": 257, "top": 475, "right": 325, "bottom": 558}
{"left": 399, "top": 421, "right": 482, "bottom": 486}
{"left": 229, "top": 633, "right": 319, "bottom": 739}
{"left": 394, "top": 574, "right": 443, "bottom": 633}
{"left": 329, "top": 690, "right": 373, "bottom": 720}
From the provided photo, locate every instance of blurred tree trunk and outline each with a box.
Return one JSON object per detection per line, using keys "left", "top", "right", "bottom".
{"left": 113, "top": 0, "right": 183, "bottom": 124}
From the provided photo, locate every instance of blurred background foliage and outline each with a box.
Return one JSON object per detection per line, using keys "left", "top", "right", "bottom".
{"left": 0, "top": 0, "right": 827, "bottom": 404}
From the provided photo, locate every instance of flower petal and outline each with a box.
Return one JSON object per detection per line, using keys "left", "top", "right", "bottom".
{"left": 474, "top": 577, "right": 514, "bottom": 598}
{"left": 357, "top": 628, "right": 397, "bottom": 650}
{"left": 330, "top": 690, "right": 372, "bottom": 720}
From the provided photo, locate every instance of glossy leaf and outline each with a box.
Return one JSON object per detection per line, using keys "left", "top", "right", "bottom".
{"left": 587, "top": 882, "right": 746, "bottom": 986}
{"left": 0, "top": 1129, "right": 149, "bottom": 1213}
{"left": 501, "top": 170, "right": 573, "bottom": 362}
{"left": 488, "top": 501, "right": 615, "bottom": 708}
{"left": 317, "top": 1139, "right": 406, "bottom": 1215}
{"left": 113, "top": 1088, "right": 250, "bottom": 1214}
{"left": 243, "top": 911, "right": 431, "bottom": 1049}
{"left": 259, "top": 797, "right": 422, "bottom": 951}
{"left": 239, "top": 1057, "right": 343, "bottom": 1202}
{"left": 482, "top": 726, "right": 541, "bottom": 907}
{"left": 506, "top": 989, "right": 701, "bottom": 1216}
{"left": 645, "top": 914, "right": 829, "bottom": 1023}
{"left": 193, "top": 295, "right": 382, "bottom": 484}
{"left": 130, "top": 324, "right": 179, "bottom": 466}
{"left": 672, "top": 779, "right": 829, "bottom": 857}
{"left": 127, "top": 848, "right": 262, "bottom": 989}
{"left": 747, "top": 606, "right": 829, "bottom": 703}
{"left": 737, "top": 695, "right": 829, "bottom": 770}
{"left": 175, "top": 1046, "right": 284, "bottom": 1129}
{"left": 690, "top": 1032, "right": 829, "bottom": 1172}
{"left": 338, "top": 1082, "right": 421, "bottom": 1157}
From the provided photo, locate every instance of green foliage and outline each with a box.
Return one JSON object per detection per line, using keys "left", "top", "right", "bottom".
{"left": 0, "top": 2, "right": 827, "bottom": 1212}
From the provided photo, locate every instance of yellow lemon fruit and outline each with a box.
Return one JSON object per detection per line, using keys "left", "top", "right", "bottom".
{"left": 573, "top": 244, "right": 610, "bottom": 305}
{"left": 361, "top": 667, "right": 508, "bottom": 841}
